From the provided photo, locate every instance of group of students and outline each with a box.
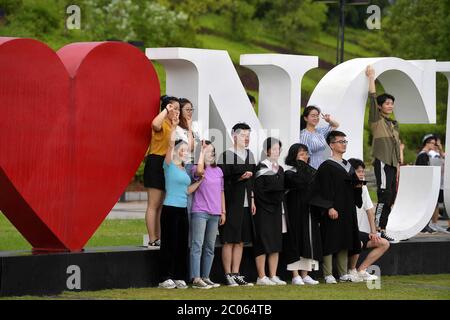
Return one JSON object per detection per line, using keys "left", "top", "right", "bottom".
{"left": 142, "top": 64, "right": 396, "bottom": 289}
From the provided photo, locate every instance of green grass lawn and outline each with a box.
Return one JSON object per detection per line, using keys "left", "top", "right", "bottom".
{"left": 1, "top": 214, "right": 449, "bottom": 300}
{"left": 3, "top": 274, "right": 450, "bottom": 300}
{"left": 0, "top": 214, "right": 146, "bottom": 251}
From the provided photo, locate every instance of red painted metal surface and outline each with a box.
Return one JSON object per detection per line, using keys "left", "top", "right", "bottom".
{"left": 0, "top": 38, "right": 160, "bottom": 252}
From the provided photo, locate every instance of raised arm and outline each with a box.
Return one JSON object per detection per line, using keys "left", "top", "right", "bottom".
{"left": 366, "top": 65, "right": 380, "bottom": 123}
{"left": 164, "top": 116, "right": 179, "bottom": 165}
{"left": 152, "top": 103, "right": 174, "bottom": 132}
{"left": 322, "top": 114, "right": 339, "bottom": 130}
{"left": 195, "top": 141, "right": 207, "bottom": 177}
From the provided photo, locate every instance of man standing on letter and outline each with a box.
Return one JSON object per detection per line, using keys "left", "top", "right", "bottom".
{"left": 366, "top": 65, "right": 400, "bottom": 243}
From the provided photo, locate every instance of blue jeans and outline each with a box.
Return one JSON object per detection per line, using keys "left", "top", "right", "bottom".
{"left": 190, "top": 212, "right": 220, "bottom": 279}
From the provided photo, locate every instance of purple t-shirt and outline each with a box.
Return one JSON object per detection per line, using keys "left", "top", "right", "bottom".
{"left": 191, "top": 165, "right": 224, "bottom": 215}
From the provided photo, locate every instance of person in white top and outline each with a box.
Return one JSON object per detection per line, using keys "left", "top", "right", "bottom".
{"left": 341, "top": 158, "right": 390, "bottom": 282}
{"left": 176, "top": 98, "right": 203, "bottom": 224}
{"left": 176, "top": 98, "right": 202, "bottom": 165}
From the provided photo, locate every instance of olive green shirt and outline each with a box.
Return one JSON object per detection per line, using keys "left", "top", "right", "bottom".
{"left": 368, "top": 92, "right": 400, "bottom": 167}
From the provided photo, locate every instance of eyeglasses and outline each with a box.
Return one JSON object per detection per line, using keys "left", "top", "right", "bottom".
{"left": 331, "top": 140, "right": 348, "bottom": 145}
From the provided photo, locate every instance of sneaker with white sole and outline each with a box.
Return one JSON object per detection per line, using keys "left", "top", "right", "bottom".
{"left": 174, "top": 280, "right": 188, "bottom": 289}
{"left": 358, "top": 270, "right": 378, "bottom": 281}
{"left": 339, "top": 274, "right": 351, "bottom": 282}
{"left": 225, "top": 273, "right": 239, "bottom": 287}
{"left": 348, "top": 269, "right": 363, "bottom": 282}
{"left": 429, "top": 223, "right": 450, "bottom": 234}
{"left": 269, "top": 276, "right": 287, "bottom": 285}
{"left": 233, "top": 274, "right": 254, "bottom": 286}
{"left": 192, "top": 279, "right": 212, "bottom": 289}
{"left": 302, "top": 275, "right": 319, "bottom": 285}
{"left": 159, "top": 279, "right": 176, "bottom": 289}
{"left": 380, "top": 231, "right": 399, "bottom": 243}
{"left": 324, "top": 275, "right": 337, "bottom": 284}
{"left": 148, "top": 238, "right": 161, "bottom": 249}
{"left": 292, "top": 276, "right": 305, "bottom": 285}
{"left": 256, "top": 276, "right": 276, "bottom": 286}
{"left": 202, "top": 278, "right": 220, "bottom": 288}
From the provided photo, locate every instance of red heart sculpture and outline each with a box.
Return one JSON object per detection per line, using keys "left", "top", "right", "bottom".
{"left": 0, "top": 38, "right": 160, "bottom": 252}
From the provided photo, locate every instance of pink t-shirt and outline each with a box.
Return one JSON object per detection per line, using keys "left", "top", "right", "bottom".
{"left": 191, "top": 165, "right": 224, "bottom": 215}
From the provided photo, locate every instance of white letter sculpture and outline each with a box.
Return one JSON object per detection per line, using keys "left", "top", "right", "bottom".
{"left": 147, "top": 48, "right": 441, "bottom": 240}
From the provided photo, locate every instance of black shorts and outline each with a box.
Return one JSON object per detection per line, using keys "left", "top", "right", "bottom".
{"left": 359, "top": 231, "right": 370, "bottom": 250}
{"left": 143, "top": 154, "right": 165, "bottom": 190}
{"left": 349, "top": 231, "right": 370, "bottom": 256}
{"left": 438, "top": 190, "right": 444, "bottom": 203}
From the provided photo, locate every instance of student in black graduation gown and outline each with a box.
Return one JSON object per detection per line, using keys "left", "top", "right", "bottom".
{"left": 218, "top": 123, "right": 256, "bottom": 287}
{"left": 284, "top": 143, "right": 322, "bottom": 286}
{"left": 312, "top": 130, "right": 363, "bottom": 284}
{"left": 253, "top": 137, "right": 287, "bottom": 286}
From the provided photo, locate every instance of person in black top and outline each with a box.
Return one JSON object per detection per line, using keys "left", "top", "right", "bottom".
{"left": 218, "top": 123, "right": 256, "bottom": 287}
{"left": 253, "top": 138, "right": 287, "bottom": 286}
{"left": 284, "top": 143, "right": 322, "bottom": 285}
{"left": 311, "top": 131, "right": 363, "bottom": 284}
{"left": 416, "top": 134, "right": 440, "bottom": 234}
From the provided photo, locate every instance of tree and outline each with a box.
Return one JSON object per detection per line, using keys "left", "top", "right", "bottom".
{"left": 382, "top": 0, "right": 450, "bottom": 127}
{"left": 258, "top": 0, "right": 328, "bottom": 50}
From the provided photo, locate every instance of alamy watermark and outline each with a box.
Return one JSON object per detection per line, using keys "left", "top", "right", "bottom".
{"left": 66, "top": 265, "right": 81, "bottom": 290}
{"left": 366, "top": 265, "right": 381, "bottom": 289}
{"left": 66, "top": 5, "right": 81, "bottom": 30}
{"left": 366, "top": 5, "right": 381, "bottom": 30}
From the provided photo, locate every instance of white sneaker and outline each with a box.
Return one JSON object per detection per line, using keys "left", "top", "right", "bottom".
{"left": 256, "top": 276, "right": 276, "bottom": 286}
{"left": 192, "top": 279, "right": 212, "bottom": 289}
{"left": 324, "top": 275, "right": 337, "bottom": 284}
{"left": 358, "top": 270, "right": 378, "bottom": 281}
{"left": 339, "top": 274, "right": 351, "bottom": 282}
{"left": 202, "top": 278, "right": 221, "bottom": 288}
{"left": 269, "top": 276, "right": 287, "bottom": 285}
{"left": 159, "top": 279, "right": 176, "bottom": 289}
{"left": 302, "top": 275, "right": 319, "bottom": 285}
{"left": 174, "top": 280, "right": 188, "bottom": 289}
{"left": 348, "top": 269, "right": 363, "bottom": 282}
{"left": 292, "top": 276, "right": 305, "bottom": 285}
{"left": 429, "top": 223, "right": 450, "bottom": 233}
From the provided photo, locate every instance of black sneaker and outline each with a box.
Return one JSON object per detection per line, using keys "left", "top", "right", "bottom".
{"left": 447, "top": 227, "right": 450, "bottom": 233}
{"left": 224, "top": 273, "right": 238, "bottom": 287}
{"left": 233, "top": 274, "right": 254, "bottom": 286}
{"left": 420, "top": 225, "right": 437, "bottom": 234}
{"left": 380, "top": 231, "right": 399, "bottom": 243}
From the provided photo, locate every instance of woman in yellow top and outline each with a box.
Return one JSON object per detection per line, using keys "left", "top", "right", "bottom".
{"left": 144, "top": 95, "right": 180, "bottom": 247}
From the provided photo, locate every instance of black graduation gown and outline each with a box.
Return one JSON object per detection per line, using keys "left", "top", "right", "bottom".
{"left": 312, "top": 159, "right": 362, "bottom": 256}
{"left": 218, "top": 149, "right": 256, "bottom": 243}
{"left": 284, "top": 161, "right": 323, "bottom": 263}
{"left": 253, "top": 162, "right": 285, "bottom": 256}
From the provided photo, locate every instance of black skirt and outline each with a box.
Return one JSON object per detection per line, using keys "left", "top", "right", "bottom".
{"left": 219, "top": 207, "right": 253, "bottom": 244}
{"left": 253, "top": 208, "right": 282, "bottom": 256}
{"left": 143, "top": 154, "right": 165, "bottom": 190}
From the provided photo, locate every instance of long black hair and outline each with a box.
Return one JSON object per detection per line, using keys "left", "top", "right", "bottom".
{"left": 285, "top": 143, "right": 310, "bottom": 166}
{"left": 178, "top": 98, "right": 193, "bottom": 130}
{"left": 260, "top": 137, "right": 282, "bottom": 161}
{"left": 160, "top": 95, "right": 179, "bottom": 111}
{"left": 300, "top": 105, "right": 321, "bottom": 130}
